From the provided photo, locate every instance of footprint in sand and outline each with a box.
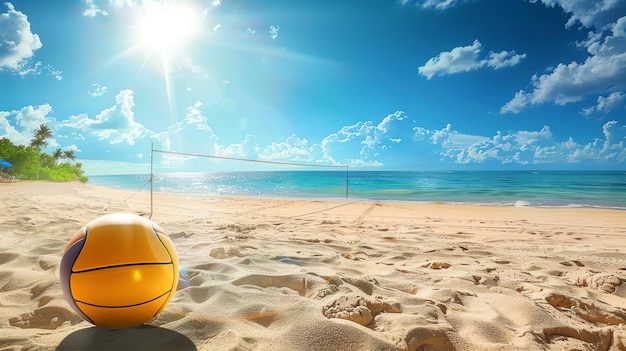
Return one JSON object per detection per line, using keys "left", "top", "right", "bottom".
{"left": 566, "top": 270, "right": 622, "bottom": 293}
{"left": 231, "top": 274, "right": 308, "bottom": 296}
{"left": 342, "top": 251, "right": 369, "bottom": 261}
{"left": 322, "top": 294, "right": 401, "bottom": 326}
{"left": 9, "top": 306, "right": 83, "bottom": 330}
{"left": 544, "top": 292, "right": 626, "bottom": 325}
{"left": 209, "top": 246, "right": 245, "bottom": 259}
{"left": 422, "top": 262, "right": 451, "bottom": 270}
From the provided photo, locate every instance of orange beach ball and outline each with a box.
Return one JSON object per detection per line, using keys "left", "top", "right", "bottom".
{"left": 60, "top": 213, "right": 179, "bottom": 329}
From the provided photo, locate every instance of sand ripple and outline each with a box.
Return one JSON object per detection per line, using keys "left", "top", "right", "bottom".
{"left": 1, "top": 182, "right": 626, "bottom": 350}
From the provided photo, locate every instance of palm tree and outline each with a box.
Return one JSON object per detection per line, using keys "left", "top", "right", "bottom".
{"left": 30, "top": 124, "right": 53, "bottom": 180}
{"left": 53, "top": 149, "right": 63, "bottom": 165}
{"left": 63, "top": 150, "right": 76, "bottom": 164}
{"left": 30, "top": 124, "right": 53, "bottom": 150}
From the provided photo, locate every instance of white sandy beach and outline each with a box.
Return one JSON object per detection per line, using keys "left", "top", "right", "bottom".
{"left": 1, "top": 181, "right": 625, "bottom": 350}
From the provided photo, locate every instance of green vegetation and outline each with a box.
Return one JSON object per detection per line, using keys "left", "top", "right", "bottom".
{"left": 0, "top": 124, "right": 87, "bottom": 182}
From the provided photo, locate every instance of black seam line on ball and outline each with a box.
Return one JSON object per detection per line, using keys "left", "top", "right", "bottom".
{"left": 74, "top": 290, "right": 172, "bottom": 309}
{"left": 72, "top": 261, "right": 174, "bottom": 274}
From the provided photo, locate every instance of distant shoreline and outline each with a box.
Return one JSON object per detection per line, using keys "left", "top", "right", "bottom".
{"left": 85, "top": 170, "right": 626, "bottom": 210}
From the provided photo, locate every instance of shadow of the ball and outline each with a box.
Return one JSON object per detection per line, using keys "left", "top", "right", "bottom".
{"left": 56, "top": 325, "right": 197, "bottom": 351}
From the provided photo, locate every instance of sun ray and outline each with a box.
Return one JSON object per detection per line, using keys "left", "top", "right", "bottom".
{"left": 129, "top": 2, "right": 201, "bottom": 113}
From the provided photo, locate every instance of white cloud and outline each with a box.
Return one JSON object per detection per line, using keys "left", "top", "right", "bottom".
{"left": 322, "top": 111, "right": 428, "bottom": 166}
{"left": 582, "top": 91, "right": 625, "bottom": 115}
{"left": 600, "top": 120, "right": 626, "bottom": 158}
{"left": 45, "top": 64, "right": 63, "bottom": 80}
{"left": 15, "top": 104, "right": 54, "bottom": 134}
{"left": 0, "top": 104, "right": 55, "bottom": 146}
{"left": 430, "top": 124, "right": 492, "bottom": 163}
{"left": 527, "top": 0, "right": 626, "bottom": 29}
{"left": 63, "top": 90, "right": 150, "bottom": 145}
{"left": 486, "top": 50, "right": 527, "bottom": 69}
{"left": 501, "top": 12, "right": 626, "bottom": 114}
{"left": 0, "top": 3, "right": 42, "bottom": 72}
{"left": 89, "top": 83, "right": 108, "bottom": 97}
{"left": 83, "top": 0, "right": 108, "bottom": 17}
{"left": 418, "top": 40, "right": 483, "bottom": 79}
{"left": 319, "top": 111, "right": 626, "bottom": 167}
{"left": 218, "top": 134, "right": 260, "bottom": 160}
{"left": 159, "top": 104, "right": 336, "bottom": 170}
{"left": 421, "top": 0, "right": 458, "bottom": 10}
{"left": 164, "top": 101, "right": 219, "bottom": 156}
{"left": 261, "top": 134, "right": 318, "bottom": 162}
{"left": 270, "top": 25, "right": 280, "bottom": 39}
{"left": 0, "top": 112, "right": 20, "bottom": 142}
{"left": 418, "top": 40, "right": 525, "bottom": 79}
{"left": 14, "top": 61, "right": 63, "bottom": 80}
{"left": 108, "top": 0, "right": 139, "bottom": 9}
{"left": 4, "top": 101, "right": 626, "bottom": 169}
{"left": 16, "top": 60, "right": 40, "bottom": 77}
{"left": 436, "top": 121, "right": 626, "bottom": 165}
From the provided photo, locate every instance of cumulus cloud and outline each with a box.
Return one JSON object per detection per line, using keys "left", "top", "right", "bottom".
{"left": 14, "top": 61, "right": 63, "bottom": 80}
{"left": 63, "top": 90, "right": 150, "bottom": 145}
{"left": 163, "top": 101, "right": 219, "bottom": 158}
{"left": 527, "top": 0, "right": 626, "bottom": 29}
{"left": 4, "top": 100, "right": 625, "bottom": 169}
{"left": 161, "top": 111, "right": 428, "bottom": 170}
{"left": 320, "top": 111, "right": 626, "bottom": 167}
{"left": 582, "top": 91, "right": 626, "bottom": 116}
{"left": 83, "top": 0, "right": 108, "bottom": 17}
{"left": 0, "top": 3, "right": 42, "bottom": 72}
{"left": 45, "top": 64, "right": 63, "bottom": 80}
{"left": 218, "top": 134, "right": 260, "bottom": 160}
{"left": 157, "top": 104, "right": 335, "bottom": 170}
{"left": 435, "top": 121, "right": 626, "bottom": 165}
{"left": 486, "top": 50, "right": 527, "bottom": 69}
{"left": 270, "top": 25, "right": 280, "bottom": 39}
{"left": 418, "top": 40, "right": 526, "bottom": 79}
{"left": 501, "top": 11, "right": 626, "bottom": 114}
{"left": 321, "top": 111, "right": 435, "bottom": 167}
{"left": 0, "top": 104, "right": 55, "bottom": 146}
{"left": 261, "top": 134, "right": 320, "bottom": 163}
{"left": 400, "top": 0, "right": 460, "bottom": 10}
{"left": 89, "top": 83, "right": 108, "bottom": 97}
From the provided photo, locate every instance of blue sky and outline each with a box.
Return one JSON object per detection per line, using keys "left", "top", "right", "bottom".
{"left": 1, "top": 0, "right": 625, "bottom": 175}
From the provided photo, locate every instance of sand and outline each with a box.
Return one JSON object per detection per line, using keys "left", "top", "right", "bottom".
{"left": 1, "top": 181, "right": 626, "bottom": 351}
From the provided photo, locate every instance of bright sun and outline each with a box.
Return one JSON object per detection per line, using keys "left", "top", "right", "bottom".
{"left": 135, "top": 3, "right": 200, "bottom": 55}
{"left": 132, "top": 2, "right": 202, "bottom": 112}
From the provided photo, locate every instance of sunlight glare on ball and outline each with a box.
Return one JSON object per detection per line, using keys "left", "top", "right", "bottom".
{"left": 133, "top": 269, "right": 142, "bottom": 282}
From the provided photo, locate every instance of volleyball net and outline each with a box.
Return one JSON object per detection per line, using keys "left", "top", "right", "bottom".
{"left": 148, "top": 144, "right": 350, "bottom": 217}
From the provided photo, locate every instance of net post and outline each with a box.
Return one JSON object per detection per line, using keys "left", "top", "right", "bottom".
{"left": 149, "top": 142, "right": 154, "bottom": 219}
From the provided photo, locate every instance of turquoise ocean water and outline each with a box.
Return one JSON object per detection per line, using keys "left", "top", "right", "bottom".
{"left": 88, "top": 171, "right": 626, "bottom": 209}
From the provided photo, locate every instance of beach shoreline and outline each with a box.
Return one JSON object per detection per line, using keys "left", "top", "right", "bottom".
{"left": 87, "top": 170, "right": 626, "bottom": 210}
{"left": 1, "top": 181, "right": 625, "bottom": 350}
